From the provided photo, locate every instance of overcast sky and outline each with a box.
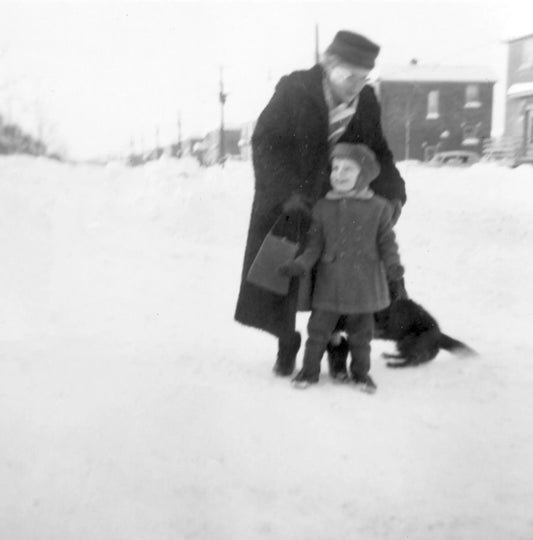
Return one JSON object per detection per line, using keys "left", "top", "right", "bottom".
{"left": 0, "top": 0, "right": 531, "bottom": 159}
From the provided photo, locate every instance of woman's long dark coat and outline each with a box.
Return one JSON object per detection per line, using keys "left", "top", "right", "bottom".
{"left": 234, "top": 64, "right": 407, "bottom": 338}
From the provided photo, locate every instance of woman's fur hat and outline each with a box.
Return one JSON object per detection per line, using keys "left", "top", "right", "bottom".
{"left": 326, "top": 31, "right": 380, "bottom": 69}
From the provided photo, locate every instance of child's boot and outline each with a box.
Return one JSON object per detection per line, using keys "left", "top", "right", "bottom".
{"left": 292, "top": 340, "right": 324, "bottom": 389}
{"left": 351, "top": 373, "right": 377, "bottom": 394}
{"left": 348, "top": 326, "right": 376, "bottom": 394}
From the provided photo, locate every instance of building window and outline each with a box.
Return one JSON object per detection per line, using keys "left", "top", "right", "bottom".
{"left": 426, "top": 90, "right": 439, "bottom": 119}
{"left": 464, "top": 84, "right": 481, "bottom": 108}
{"left": 519, "top": 38, "right": 533, "bottom": 70}
{"left": 461, "top": 122, "right": 481, "bottom": 146}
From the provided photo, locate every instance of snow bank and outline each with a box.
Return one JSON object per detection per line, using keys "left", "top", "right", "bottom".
{"left": 1, "top": 156, "right": 532, "bottom": 540}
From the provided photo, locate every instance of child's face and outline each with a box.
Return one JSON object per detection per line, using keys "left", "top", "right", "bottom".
{"left": 331, "top": 157, "right": 361, "bottom": 193}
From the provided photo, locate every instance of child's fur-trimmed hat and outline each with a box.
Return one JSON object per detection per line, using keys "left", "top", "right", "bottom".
{"left": 331, "top": 143, "right": 381, "bottom": 185}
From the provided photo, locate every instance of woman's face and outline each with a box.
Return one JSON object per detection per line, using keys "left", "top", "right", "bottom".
{"left": 327, "top": 62, "right": 371, "bottom": 104}
{"left": 331, "top": 157, "right": 361, "bottom": 193}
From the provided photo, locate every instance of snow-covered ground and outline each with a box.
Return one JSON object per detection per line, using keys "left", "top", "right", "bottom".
{"left": 1, "top": 155, "right": 532, "bottom": 540}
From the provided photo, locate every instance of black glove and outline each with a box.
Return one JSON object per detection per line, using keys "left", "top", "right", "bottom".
{"left": 388, "top": 276, "right": 408, "bottom": 301}
{"left": 389, "top": 199, "right": 403, "bottom": 226}
{"left": 282, "top": 193, "right": 312, "bottom": 217}
{"left": 278, "top": 260, "right": 306, "bottom": 277}
{"left": 387, "top": 263, "right": 405, "bottom": 281}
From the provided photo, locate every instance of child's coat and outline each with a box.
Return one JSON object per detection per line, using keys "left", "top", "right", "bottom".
{"left": 296, "top": 194, "right": 400, "bottom": 313}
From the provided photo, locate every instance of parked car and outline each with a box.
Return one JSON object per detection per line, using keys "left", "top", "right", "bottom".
{"left": 427, "top": 150, "right": 480, "bottom": 167}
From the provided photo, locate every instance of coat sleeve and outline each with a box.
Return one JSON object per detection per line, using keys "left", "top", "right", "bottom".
{"left": 251, "top": 77, "right": 301, "bottom": 210}
{"left": 377, "top": 202, "right": 402, "bottom": 271}
{"left": 364, "top": 87, "right": 407, "bottom": 205}
{"left": 294, "top": 204, "right": 324, "bottom": 271}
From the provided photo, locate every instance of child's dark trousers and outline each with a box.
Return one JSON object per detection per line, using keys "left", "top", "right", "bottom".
{"left": 300, "top": 310, "right": 374, "bottom": 381}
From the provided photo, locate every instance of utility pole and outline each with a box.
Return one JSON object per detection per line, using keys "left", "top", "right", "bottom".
{"left": 219, "top": 66, "right": 227, "bottom": 165}
{"left": 405, "top": 60, "right": 418, "bottom": 161}
{"left": 177, "top": 112, "right": 182, "bottom": 157}
{"left": 34, "top": 98, "right": 45, "bottom": 155}
{"left": 155, "top": 125, "right": 160, "bottom": 158}
{"left": 314, "top": 23, "right": 320, "bottom": 64}
{"left": 404, "top": 114, "right": 411, "bottom": 161}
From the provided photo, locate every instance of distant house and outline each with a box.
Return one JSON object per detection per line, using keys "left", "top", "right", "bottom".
{"left": 200, "top": 128, "right": 241, "bottom": 166}
{"left": 180, "top": 136, "right": 204, "bottom": 157}
{"left": 504, "top": 32, "right": 533, "bottom": 164}
{"left": 238, "top": 120, "right": 256, "bottom": 161}
{"left": 376, "top": 64, "right": 496, "bottom": 161}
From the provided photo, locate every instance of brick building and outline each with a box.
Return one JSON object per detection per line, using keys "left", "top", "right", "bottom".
{"left": 376, "top": 64, "right": 496, "bottom": 161}
{"left": 504, "top": 32, "right": 533, "bottom": 164}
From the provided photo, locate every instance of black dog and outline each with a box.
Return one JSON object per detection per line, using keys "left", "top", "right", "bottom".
{"left": 327, "top": 285, "right": 476, "bottom": 374}
{"left": 373, "top": 297, "right": 476, "bottom": 368}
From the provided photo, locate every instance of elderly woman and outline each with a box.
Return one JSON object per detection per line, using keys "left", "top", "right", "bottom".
{"left": 234, "top": 30, "right": 407, "bottom": 377}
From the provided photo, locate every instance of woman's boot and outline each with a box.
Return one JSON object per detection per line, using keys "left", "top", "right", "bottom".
{"left": 273, "top": 332, "right": 301, "bottom": 376}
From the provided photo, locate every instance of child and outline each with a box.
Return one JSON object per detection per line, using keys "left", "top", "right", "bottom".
{"left": 278, "top": 143, "right": 404, "bottom": 392}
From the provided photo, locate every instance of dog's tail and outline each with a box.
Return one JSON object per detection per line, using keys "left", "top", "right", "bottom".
{"left": 439, "top": 333, "right": 477, "bottom": 357}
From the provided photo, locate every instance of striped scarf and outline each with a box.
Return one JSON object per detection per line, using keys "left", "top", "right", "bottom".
{"left": 323, "top": 78, "right": 359, "bottom": 150}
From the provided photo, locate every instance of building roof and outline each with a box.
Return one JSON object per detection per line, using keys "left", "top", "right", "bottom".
{"left": 505, "top": 31, "right": 533, "bottom": 43}
{"left": 377, "top": 64, "right": 497, "bottom": 83}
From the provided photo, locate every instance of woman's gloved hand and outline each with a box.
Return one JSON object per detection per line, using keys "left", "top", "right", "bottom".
{"left": 282, "top": 193, "right": 312, "bottom": 217}
{"left": 278, "top": 260, "right": 306, "bottom": 277}
{"left": 387, "top": 263, "right": 405, "bottom": 281}
{"left": 389, "top": 199, "right": 403, "bottom": 226}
